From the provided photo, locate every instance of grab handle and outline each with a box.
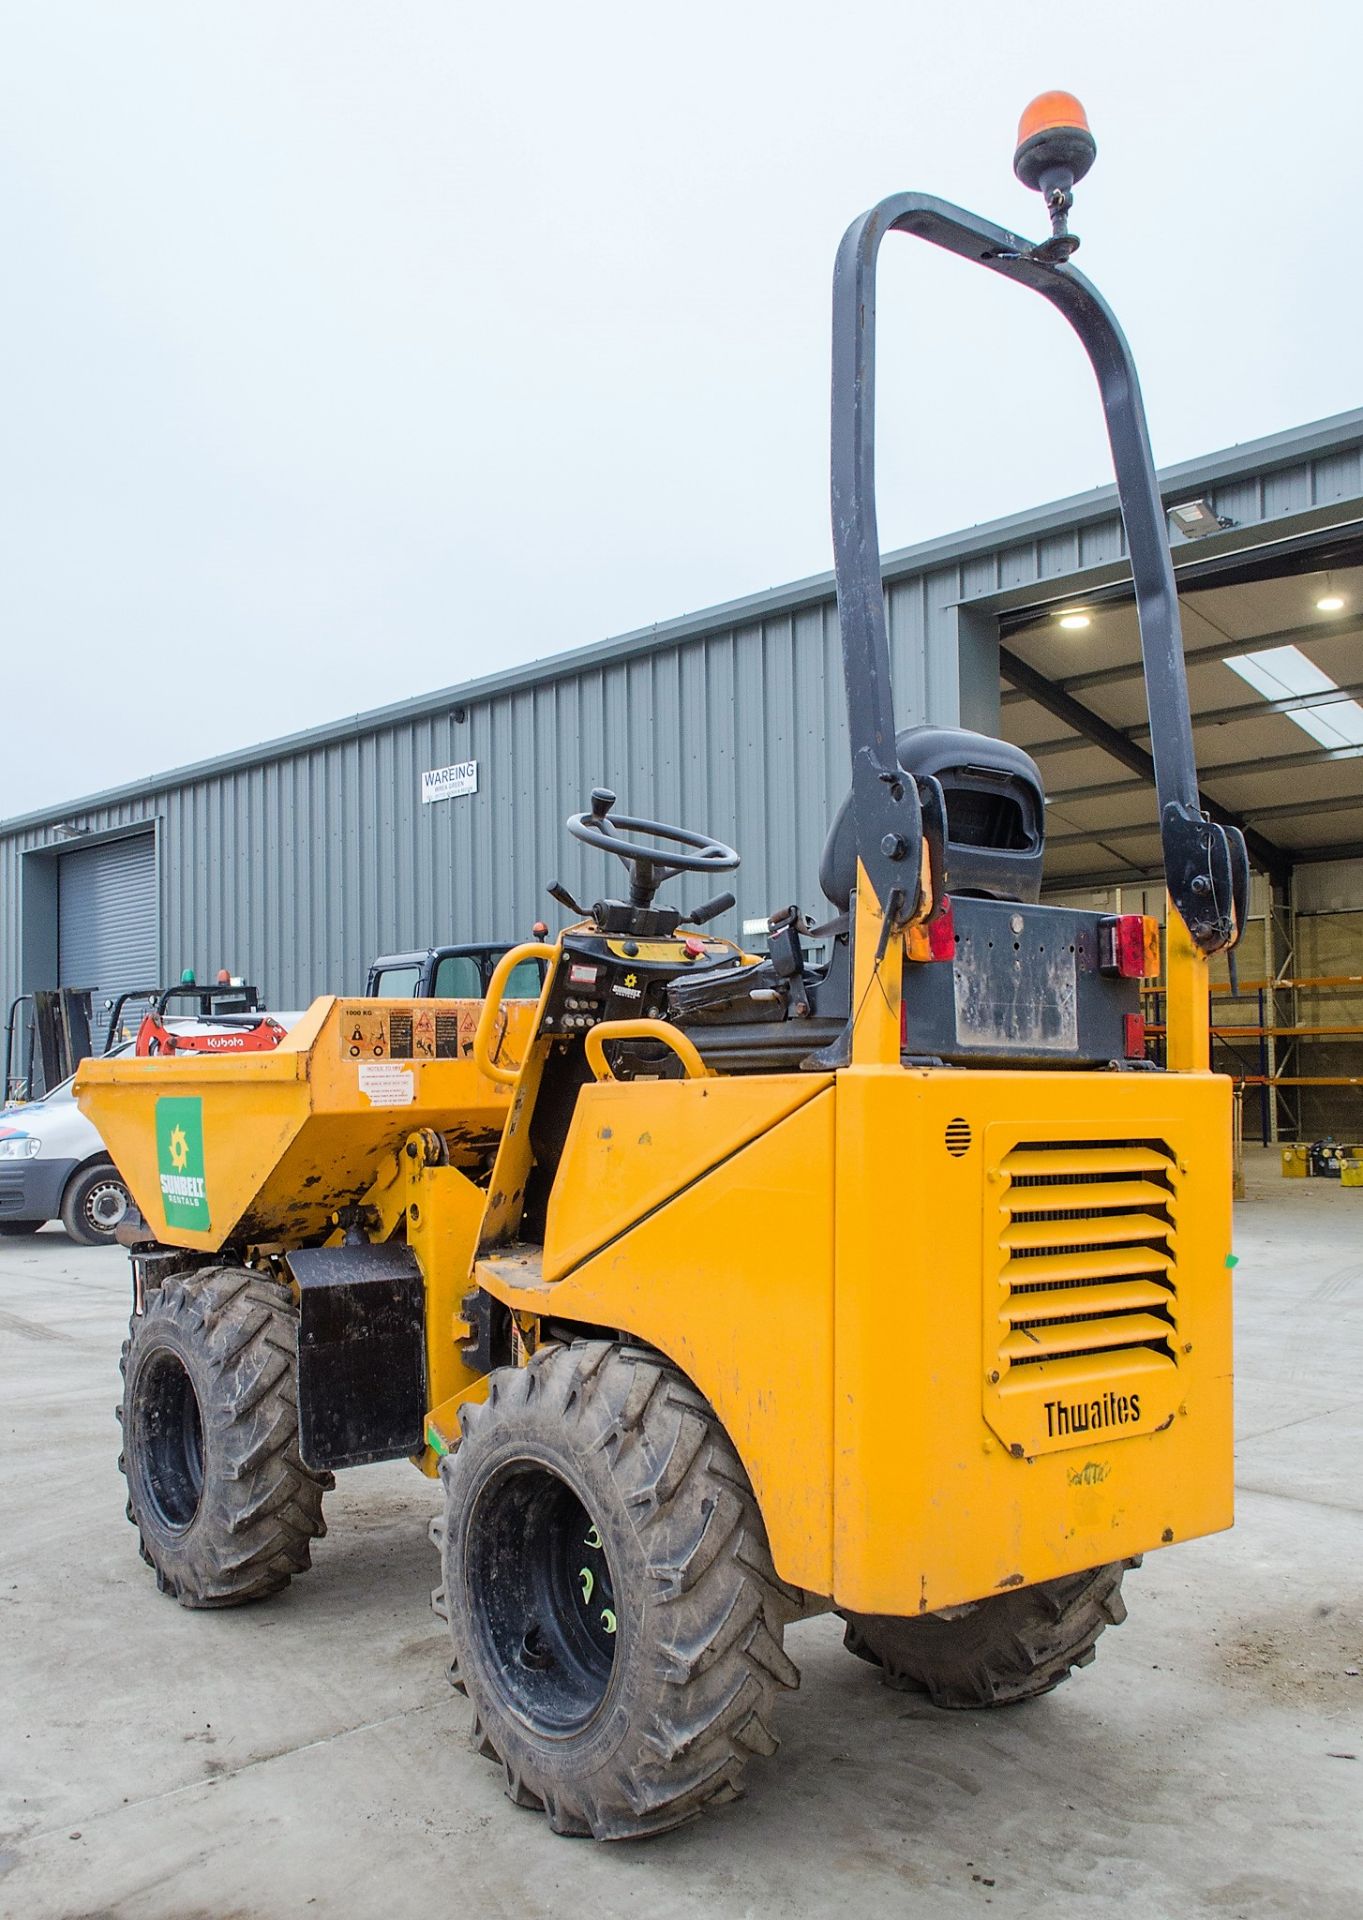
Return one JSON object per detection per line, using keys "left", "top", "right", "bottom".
{"left": 473, "top": 943, "right": 557, "bottom": 1087}
{"left": 584, "top": 1020, "right": 709, "bottom": 1083}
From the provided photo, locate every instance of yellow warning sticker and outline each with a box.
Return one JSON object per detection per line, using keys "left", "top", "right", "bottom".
{"left": 340, "top": 1007, "right": 390, "bottom": 1060}
{"left": 412, "top": 1007, "right": 437, "bottom": 1060}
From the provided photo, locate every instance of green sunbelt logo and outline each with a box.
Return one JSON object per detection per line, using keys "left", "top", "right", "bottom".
{"left": 156, "top": 1097, "right": 210, "bottom": 1230}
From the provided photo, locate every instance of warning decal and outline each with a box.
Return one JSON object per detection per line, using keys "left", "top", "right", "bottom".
{"left": 339, "top": 1002, "right": 482, "bottom": 1061}
{"left": 357, "top": 1064, "right": 415, "bottom": 1107}
{"left": 341, "top": 1007, "right": 390, "bottom": 1060}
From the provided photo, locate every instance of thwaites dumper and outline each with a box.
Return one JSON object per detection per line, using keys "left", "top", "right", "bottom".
{"left": 79, "top": 96, "right": 1245, "bottom": 1841}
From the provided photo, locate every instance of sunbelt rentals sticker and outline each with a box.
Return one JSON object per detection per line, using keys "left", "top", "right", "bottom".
{"left": 156, "top": 1096, "right": 210, "bottom": 1231}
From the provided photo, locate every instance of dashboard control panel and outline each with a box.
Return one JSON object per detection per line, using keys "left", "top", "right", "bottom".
{"left": 539, "top": 932, "right": 741, "bottom": 1038}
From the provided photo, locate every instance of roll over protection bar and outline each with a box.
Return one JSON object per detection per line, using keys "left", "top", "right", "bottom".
{"left": 831, "top": 191, "right": 1249, "bottom": 954}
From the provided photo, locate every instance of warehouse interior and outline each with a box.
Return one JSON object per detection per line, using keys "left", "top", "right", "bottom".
{"left": 1000, "top": 545, "right": 1363, "bottom": 1148}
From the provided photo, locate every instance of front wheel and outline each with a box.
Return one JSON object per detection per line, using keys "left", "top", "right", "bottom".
{"left": 119, "top": 1266, "right": 330, "bottom": 1607}
{"left": 433, "top": 1341, "right": 800, "bottom": 1839}
{"left": 61, "top": 1160, "right": 133, "bottom": 1246}
{"left": 842, "top": 1561, "right": 1133, "bottom": 1709}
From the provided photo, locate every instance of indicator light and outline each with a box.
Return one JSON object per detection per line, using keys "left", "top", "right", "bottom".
{"left": 1100, "top": 914, "right": 1160, "bottom": 979}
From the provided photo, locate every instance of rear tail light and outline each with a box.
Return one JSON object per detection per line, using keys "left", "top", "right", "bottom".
{"left": 1100, "top": 913, "right": 1159, "bottom": 979}
{"left": 906, "top": 896, "right": 956, "bottom": 964}
{"left": 928, "top": 898, "right": 957, "bottom": 961}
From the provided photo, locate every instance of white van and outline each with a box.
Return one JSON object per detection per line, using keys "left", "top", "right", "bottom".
{"left": 0, "top": 1049, "right": 134, "bottom": 1245}
{"left": 0, "top": 1010, "right": 299, "bottom": 1246}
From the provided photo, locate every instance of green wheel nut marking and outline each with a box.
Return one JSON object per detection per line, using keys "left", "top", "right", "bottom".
{"left": 601, "top": 1608, "right": 617, "bottom": 1635}
{"left": 584, "top": 1524, "right": 603, "bottom": 1550}
{"left": 579, "top": 1566, "right": 594, "bottom": 1604}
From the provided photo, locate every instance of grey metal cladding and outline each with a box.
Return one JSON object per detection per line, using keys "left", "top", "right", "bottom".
{"left": 2, "top": 410, "right": 1361, "bottom": 1018}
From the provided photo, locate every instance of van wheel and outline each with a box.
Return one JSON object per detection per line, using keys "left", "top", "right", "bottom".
{"left": 61, "top": 1161, "right": 132, "bottom": 1246}
{"left": 433, "top": 1341, "right": 800, "bottom": 1839}
{"left": 842, "top": 1561, "right": 1132, "bottom": 1708}
{"left": 119, "top": 1266, "right": 331, "bottom": 1607}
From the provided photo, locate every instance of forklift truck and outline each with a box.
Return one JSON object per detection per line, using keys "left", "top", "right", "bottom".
{"left": 80, "top": 95, "right": 1244, "bottom": 1841}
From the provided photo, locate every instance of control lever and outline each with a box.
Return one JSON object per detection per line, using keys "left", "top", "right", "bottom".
{"left": 686, "top": 891, "right": 736, "bottom": 926}
{"left": 547, "top": 881, "right": 586, "bottom": 916}
{"left": 767, "top": 906, "right": 810, "bottom": 1018}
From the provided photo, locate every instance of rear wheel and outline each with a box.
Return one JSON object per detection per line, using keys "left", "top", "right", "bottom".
{"left": 119, "top": 1265, "right": 330, "bottom": 1607}
{"left": 433, "top": 1340, "right": 800, "bottom": 1839}
{"left": 61, "top": 1161, "right": 133, "bottom": 1246}
{"left": 842, "top": 1561, "right": 1132, "bottom": 1708}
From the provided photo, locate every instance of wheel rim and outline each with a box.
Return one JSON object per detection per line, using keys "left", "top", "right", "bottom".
{"left": 84, "top": 1178, "right": 130, "bottom": 1236}
{"left": 466, "top": 1462, "right": 618, "bottom": 1737}
{"left": 134, "top": 1348, "right": 205, "bottom": 1532}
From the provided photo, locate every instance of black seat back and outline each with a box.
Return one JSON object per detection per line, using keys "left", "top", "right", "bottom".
{"left": 819, "top": 725, "right": 1045, "bottom": 908}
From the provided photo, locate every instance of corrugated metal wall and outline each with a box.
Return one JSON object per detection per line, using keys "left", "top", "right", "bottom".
{"left": 1, "top": 591, "right": 946, "bottom": 1010}
{"left": 3, "top": 416, "right": 1361, "bottom": 1019}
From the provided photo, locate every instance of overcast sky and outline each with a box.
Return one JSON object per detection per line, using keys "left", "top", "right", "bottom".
{"left": 2, "top": 2, "right": 1359, "bottom": 820}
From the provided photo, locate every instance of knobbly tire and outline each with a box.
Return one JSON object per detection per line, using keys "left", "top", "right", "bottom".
{"left": 841, "top": 1560, "right": 1133, "bottom": 1708}
{"left": 431, "top": 1340, "right": 801, "bottom": 1840}
{"left": 119, "top": 1265, "right": 331, "bottom": 1608}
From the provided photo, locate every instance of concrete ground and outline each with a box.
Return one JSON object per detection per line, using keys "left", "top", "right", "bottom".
{"left": 2, "top": 1146, "right": 1360, "bottom": 1920}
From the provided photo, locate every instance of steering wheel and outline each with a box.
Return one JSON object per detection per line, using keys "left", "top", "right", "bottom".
{"left": 567, "top": 789, "right": 739, "bottom": 907}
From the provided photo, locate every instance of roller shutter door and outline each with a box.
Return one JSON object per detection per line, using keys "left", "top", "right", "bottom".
{"left": 58, "top": 835, "right": 159, "bottom": 1027}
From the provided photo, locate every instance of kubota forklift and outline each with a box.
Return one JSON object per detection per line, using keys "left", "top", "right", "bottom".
{"left": 79, "top": 94, "right": 1244, "bottom": 1841}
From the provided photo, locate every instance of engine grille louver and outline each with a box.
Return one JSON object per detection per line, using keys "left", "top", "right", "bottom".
{"left": 995, "top": 1140, "right": 1179, "bottom": 1373}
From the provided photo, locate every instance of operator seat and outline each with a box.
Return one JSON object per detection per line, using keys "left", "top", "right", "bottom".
{"left": 666, "top": 726, "right": 1048, "bottom": 1068}
{"left": 819, "top": 725, "right": 1045, "bottom": 909}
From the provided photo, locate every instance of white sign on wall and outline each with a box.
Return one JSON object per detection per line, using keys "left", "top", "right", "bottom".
{"left": 421, "top": 760, "right": 479, "bottom": 805}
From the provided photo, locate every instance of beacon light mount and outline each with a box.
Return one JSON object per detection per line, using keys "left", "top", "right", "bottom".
{"left": 1012, "top": 90, "right": 1097, "bottom": 263}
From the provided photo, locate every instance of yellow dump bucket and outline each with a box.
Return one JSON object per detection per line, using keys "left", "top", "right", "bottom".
{"left": 76, "top": 995, "right": 534, "bottom": 1251}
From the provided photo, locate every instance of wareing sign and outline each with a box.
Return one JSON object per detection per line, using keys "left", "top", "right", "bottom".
{"left": 421, "top": 761, "right": 479, "bottom": 805}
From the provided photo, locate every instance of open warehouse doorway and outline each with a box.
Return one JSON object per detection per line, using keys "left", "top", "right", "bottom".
{"left": 996, "top": 539, "right": 1363, "bottom": 1147}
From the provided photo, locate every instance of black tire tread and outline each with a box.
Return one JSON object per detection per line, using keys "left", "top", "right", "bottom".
{"left": 61, "top": 1160, "right": 132, "bottom": 1247}
{"left": 435, "top": 1339, "right": 800, "bottom": 1840}
{"left": 842, "top": 1559, "right": 1132, "bottom": 1709}
{"left": 119, "top": 1265, "right": 330, "bottom": 1609}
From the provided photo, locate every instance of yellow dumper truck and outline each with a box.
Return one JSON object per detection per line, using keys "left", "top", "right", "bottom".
{"left": 80, "top": 95, "right": 1242, "bottom": 1840}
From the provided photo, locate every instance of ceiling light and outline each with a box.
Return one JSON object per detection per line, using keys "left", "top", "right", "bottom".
{"left": 1057, "top": 612, "right": 1090, "bottom": 630}
{"left": 1316, "top": 593, "right": 1345, "bottom": 612}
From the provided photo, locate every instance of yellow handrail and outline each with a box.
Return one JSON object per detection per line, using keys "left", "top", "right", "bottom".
{"left": 584, "top": 1019, "right": 709, "bottom": 1083}
{"left": 473, "top": 943, "right": 558, "bottom": 1087}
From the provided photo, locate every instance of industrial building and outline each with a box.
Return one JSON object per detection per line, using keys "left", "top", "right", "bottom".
{"left": 3, "top": 410, "right": 1361, "bottom": 1139}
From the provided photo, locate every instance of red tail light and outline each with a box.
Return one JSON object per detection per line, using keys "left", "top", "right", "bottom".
{"left": 906, "top": 897, "right": 956, "bottom": 965}
{"left": 1101, "top": 913, "right": 1159, "bottom": 979}
{"left": 928, "top": 898, "right": 957, "bottom": 961}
